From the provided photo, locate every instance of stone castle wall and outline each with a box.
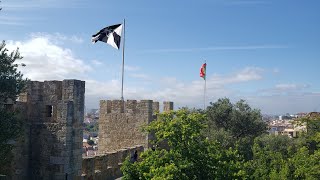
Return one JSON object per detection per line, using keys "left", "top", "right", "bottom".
{"left": 11, "top": 80, "right": 85, "bottom": 179}
{"left": 81, "top": 145, "right": 144, "bottom": 180}
{"left": 98, "top": 100, "right": 173, "bottom": 154}
{"left": 9, "top": 78, "right": 174, "bottom": 179}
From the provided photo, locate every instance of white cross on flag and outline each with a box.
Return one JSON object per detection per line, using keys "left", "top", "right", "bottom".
{"left": 92, "top": 24, "right": 123, "bottom": 49}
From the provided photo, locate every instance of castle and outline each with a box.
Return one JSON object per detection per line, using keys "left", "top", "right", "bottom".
{"left": 98, "top": 100, "right": 173, "bottom": 153}
{"left": 9, "top": 80, "right": 173, "bottom": 179}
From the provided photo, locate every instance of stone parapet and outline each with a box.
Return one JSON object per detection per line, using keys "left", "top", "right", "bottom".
{"left": 152, "top": 102, "right": 160, "bottom": 114}
{"left": 98, "top": 100, "right": 173, "bottom": 153}
{"left": 163, "top": 101, "right": 174, "bottom": 112}
{"left": 81, "top": 146, "right": 144, "bottom": 180}
{"left": 11, "top": 79, "right": 85, "bottom": 180}
{"left": 99, "top": 100, "right": 157, "bottom": 115}
{"left": 98, "top": 100, "right": 155, "bottom": 153}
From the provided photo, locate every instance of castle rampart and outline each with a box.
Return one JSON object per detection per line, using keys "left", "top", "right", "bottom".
{"left": 81, "top": 145, "right": 144, "bottom": 180}
{"left": 11, "top": 79, "right": 85, "bottom": 179}
{"left": 98, "top": 100, "right": 173, "bottom": 154}
{"left": 9, "top": 79, "right": 174, "bottom": 179}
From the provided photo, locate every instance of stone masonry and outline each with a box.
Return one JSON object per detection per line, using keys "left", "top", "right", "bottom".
{"left": 82, "top": 145, "right": 144, "bottom": 180}
{"left": 8, "top": 78, "right": 174, "bottom": 179}
{"left": 98, "top": 100, "right": 173, "bottom": 154}
{"left": 11, "top": 80, "right": 85, "bottom": 179}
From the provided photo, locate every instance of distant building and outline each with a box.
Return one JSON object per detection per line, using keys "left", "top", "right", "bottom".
{"left": 83, "top": 134, "right": 89, "bottom": 143}
{"left": 268, "top": 114, "right": 307, "bottom": 138}
{"left": 307, "top": 112, "right": 320, "bottom": 118}
{"left": 296, "top": 112, "right": 307, "bottom": 118}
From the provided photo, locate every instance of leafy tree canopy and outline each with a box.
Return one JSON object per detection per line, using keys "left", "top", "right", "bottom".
{"left": 0, "top": 40, "right": 27, "bottom": 103}
{"left": 121, "top": 110, "right": 246, "bottom": 180}
{"left": 0, "top": 40, "right": 27, "bottom": 175}
{"left": 247, "top": 117, "right": 320, "bottom": 180}
{"left": 206, "top": 98, "right": 267, "bottom": 140}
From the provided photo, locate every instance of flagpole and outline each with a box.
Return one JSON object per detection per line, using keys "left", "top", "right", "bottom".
{"left": 204, "top": 60, "right": 206, "bottom": 110}
{"left": 121, "top": 19, "right": 125, "bottom": 101}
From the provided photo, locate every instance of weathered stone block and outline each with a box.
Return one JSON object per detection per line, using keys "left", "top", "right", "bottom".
{"left": 12, "top": 79, "right": 85, "bottom": 180}
{"left": 152, "top": 101, "right": 160, "bottom": 114}
{"left": 163, "top": 101, "right": 174, "bottom": 112}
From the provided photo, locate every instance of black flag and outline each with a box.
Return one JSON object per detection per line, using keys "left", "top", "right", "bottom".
{"left": 92, "top": 24, "right": 123, "bottom": 49}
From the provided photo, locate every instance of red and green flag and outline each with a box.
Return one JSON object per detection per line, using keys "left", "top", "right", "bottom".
{"left": 200, "top": 63, "right": 206, "bottom": 80}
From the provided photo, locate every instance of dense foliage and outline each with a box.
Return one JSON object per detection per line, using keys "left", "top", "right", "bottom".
{"left": 206, "top": 98, "right": 267, "bottom": 160}
{"left": 0, "top": 41, "right": 26, "bottom": 103}
{"left": 0, "top": 41, "right": 27, "bottom": 174}
{"left": 121, "top": 98, "right": 320, "bottom": 179}
{"left": 206, "top": 98, "right": 266, "bottom": 140}
{"left": 246, "top": 121, "right": 320, "bottom": 180}
{"left": 121, "top": 110, "right": 246, "bottom": 179}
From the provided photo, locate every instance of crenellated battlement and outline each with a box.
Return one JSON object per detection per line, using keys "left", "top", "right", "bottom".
{"left": 17, "top": 80, "right": 85, "bottom": 124}
{"left": 11, "top": 78, "right": 174, "bottom": 179}
{"left": 100, "top": 99, "right": 159, "bottom": 115}
{"left": 98, "top": 99, "right": 173, "bottom": 153}
{"left": 99, "top": 99, "right": 173, "bottom": 115}
{"left": 11, "top": 79, "right": 85, "bottom": 179}
{"left": 20, "top": 80, "right": 85, "bottom": 103}
{"left": 163, "top": 101, "right": 174, "bottom": 111}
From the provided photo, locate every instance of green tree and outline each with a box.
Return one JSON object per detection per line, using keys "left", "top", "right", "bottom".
{"left": 121, "top": 110, "right": 246, "bottom": 180}
{"left": 0, "top": 41, "right": 27, "bottom": 103}
{"left": 246, "top": 132, "right": 320, "bottom": 179}
{"left": 0, "top": 41, "right": 27, "bottom": 175}
{"left": 206, "top": 98, "right": 267, "bottom": 139}
{"left": 289, "top": 116, "right": 320, "bottom": 179}
{"left": 246, "top": 135, "right": 297, "bottom": 179}
{"left": 206, "top": 98, "right": 267, "bottom": 160}
{"left": 298, "top": 116, "right": 320, "bottom": 153}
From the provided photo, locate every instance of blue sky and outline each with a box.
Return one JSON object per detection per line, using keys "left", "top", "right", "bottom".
{"left": 1, "top": 0, "right": 320, "bottom": 114}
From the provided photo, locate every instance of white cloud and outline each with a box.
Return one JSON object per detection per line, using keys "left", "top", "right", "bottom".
{"left": 129, "top": 73, "right": 151, "bottom": 80}
{"left": 84, "top": 67, "right": 264, "bottom": 110}
{"left": 124, "top": 65, "right": 140, "bottom": 71}
{"left": 160, "top": 77, "right": 177, "bottom": 84}
{"left": 30, "top": 33, "right": 84, "bottom": 44}
{"left": 211, "top": 67, "right": 264, "bottom": 85}
{"left": 273, "top": 68, "right": 280, "bottom": 74}
{"left": 233, "top": 67, "right": 264, "bottom": 81}
{"left": 69, "top": 36, "right": 84, "bottom": 44}
{"left": 5, "top": 35, "right": 315, "bottom": 114}
{"left": 6, "top": 35, "right": 91, "bottom": 81}
{"left": 91, "top": 60, "right": 103, "bottom": 66}
{"left": 86, "top": 79, "right": 121, "bottom": 97}
{"left": 275, "top": 83, "right": 309, "bottom": 91}
{"left": 2, "top": 0, "right": 85, "bottom": 11}
{"left": 245, "top": 93, "right": 320, "bottom": 115}
{"left": 154, "top": 67, "right": 263, "bottom": 107}
{"left": 1, "top": 0, "right": 85, "bottom": 25}
{"left": 258, "top": 83, "right": 310, "bottom": 96}
{"left": 70, "top": 80, "right": 320, "bottom": 116}
{"left": 85, "top": 79, "right": 149, "bottom": 108}
{"left": 140, "top": 45, "right": 288, "bottom": 53}
{"left": 0, "top": 16, "right": 26, "bottom": 26}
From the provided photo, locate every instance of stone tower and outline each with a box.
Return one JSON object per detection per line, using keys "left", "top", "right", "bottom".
{"left": 12, "top": 80, "right": 85, "bottom": 179}
{"left": 98, "top": 100, "right": 173, "bottom": 154}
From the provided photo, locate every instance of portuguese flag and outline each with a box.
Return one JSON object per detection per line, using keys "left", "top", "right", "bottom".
{"left": 200, "top": 63, "right": 206, "bottom": 80}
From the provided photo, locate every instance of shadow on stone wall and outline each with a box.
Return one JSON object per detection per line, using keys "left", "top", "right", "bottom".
{"left": 10, "top": 80, "right": 85, "bottom": 179}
